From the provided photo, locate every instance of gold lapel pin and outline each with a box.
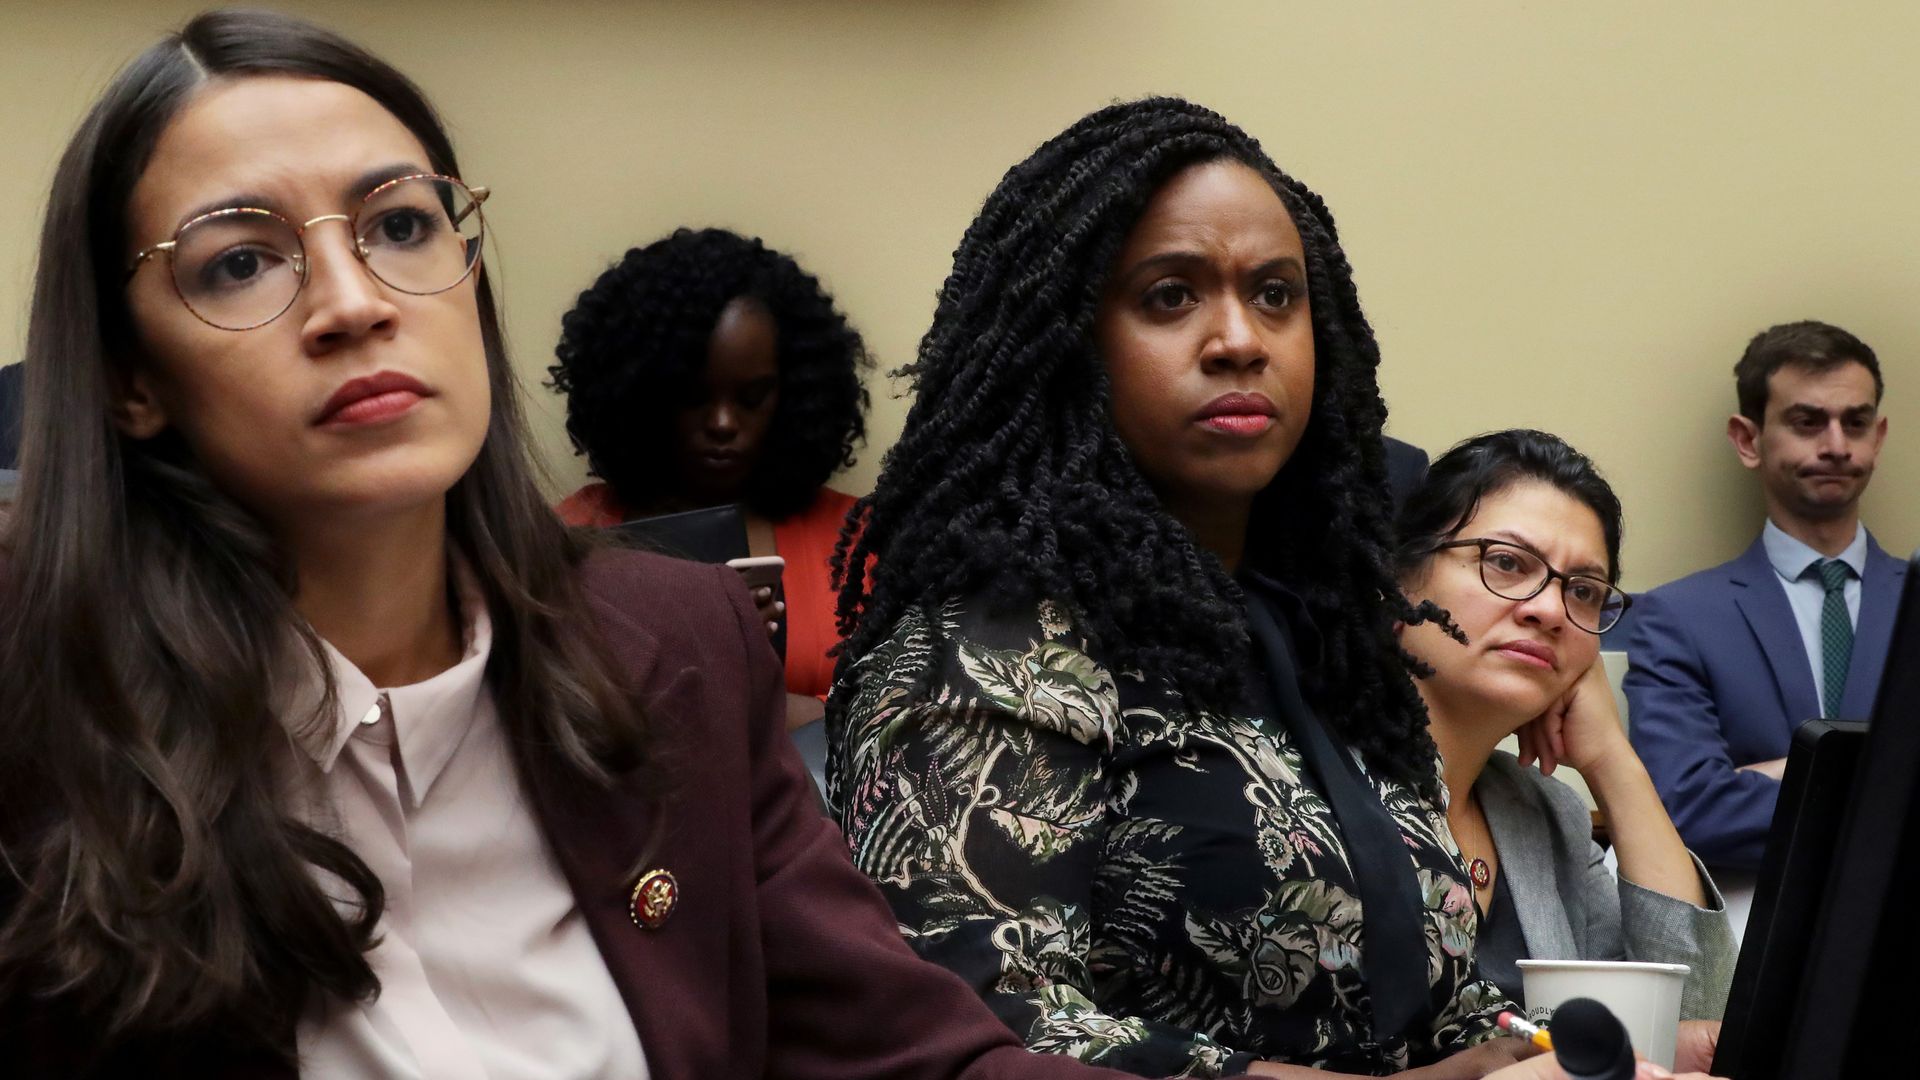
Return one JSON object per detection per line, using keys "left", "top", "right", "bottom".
{"left": 629, "top": 868, "right": 679, "bottom": 930}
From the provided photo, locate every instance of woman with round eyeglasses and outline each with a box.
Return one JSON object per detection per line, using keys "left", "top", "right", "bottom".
{"left": 0, "top": 11, "right": 1153, "bottom": 1078}
{"left": 1394, "top": 430, "right": 1736, "bottom": 1069}
{"left": 127, "top": 170, "right": 489, "bottom": 333}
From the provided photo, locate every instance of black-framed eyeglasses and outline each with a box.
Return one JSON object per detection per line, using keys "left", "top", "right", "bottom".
{"left": 1426, "top": 537, "right": 1632, "bottom": 635}
{"left": 126, "top": 173, "right": 489, "bottom": 331}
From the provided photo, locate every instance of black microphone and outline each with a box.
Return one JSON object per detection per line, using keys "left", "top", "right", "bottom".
{"left": 1551, "top": 997, "right": 1636, "bottom": 1080}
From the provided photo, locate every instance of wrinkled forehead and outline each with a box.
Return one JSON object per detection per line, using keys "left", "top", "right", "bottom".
{"left": 126, "top": 74, "right": 435, "bottom": 251}
{"left": 1125, "top": 160, "right": 1302, "bottom": 254}
{"left": 1453, "top": 479, "right": 1611, "bottom": 578}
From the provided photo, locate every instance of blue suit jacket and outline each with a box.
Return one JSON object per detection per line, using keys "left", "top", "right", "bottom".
{"left": 1384, "top": 435, "right": 1429, "bottom": 514}
{"left": 1624, "top": 532, "right": 1906, "bottom": 870}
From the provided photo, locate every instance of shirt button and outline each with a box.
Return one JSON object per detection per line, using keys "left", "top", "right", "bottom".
{"left": 360, "top": 701, "right": 384, "bottom": 727}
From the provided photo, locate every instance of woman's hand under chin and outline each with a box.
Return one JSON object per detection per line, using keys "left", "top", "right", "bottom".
{"left": 1514, "top": 654, "right": 1710, "bottom": 906}
{"left": 1515, "top": 658, "right": 1631, "bottom": 778}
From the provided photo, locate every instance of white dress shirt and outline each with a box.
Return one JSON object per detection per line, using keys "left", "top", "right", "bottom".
{"left": 276, "top": 569, "right": 648, "bottom": 1079}
{"left": 1761, "top": 518, "right": 1866, "bottom": 715}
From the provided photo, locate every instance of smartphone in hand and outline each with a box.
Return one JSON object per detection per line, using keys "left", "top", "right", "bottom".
{"left": 725, "top": 555, "right": 785, "bottom": 593}
{"left": 726, "top": 556, "right": 788, "bottom": 659}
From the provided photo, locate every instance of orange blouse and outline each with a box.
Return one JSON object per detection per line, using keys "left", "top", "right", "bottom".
{"left": 555, "top": 483, "right": 856, "bottom": 700}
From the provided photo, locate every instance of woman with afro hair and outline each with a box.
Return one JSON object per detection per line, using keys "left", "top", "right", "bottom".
{"left": 551, "top": 228, "right": 871, "bottom": 720}
{"left": 827, "top": 98, "right": 1530, "bottom": 1076}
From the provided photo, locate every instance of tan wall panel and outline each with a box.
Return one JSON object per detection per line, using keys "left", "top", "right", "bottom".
{"left": 3, "top": 0, "right": 1912, "bottom": 590}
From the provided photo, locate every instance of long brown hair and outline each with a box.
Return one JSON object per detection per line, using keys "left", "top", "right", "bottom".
{"left": 0, "top": 9, "right": 645, "bottom": 1061}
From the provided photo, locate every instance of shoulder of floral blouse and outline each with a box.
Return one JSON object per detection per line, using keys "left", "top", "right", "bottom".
{"left": 863, "top": 591, "right": 1133, "bottom": 746}
{"left": 938, "top": 588, "right": 1063, "bottom": 636}
{"left": 934, "top": 594, "right": 1135, "bottom": 677}
{"left": 853, "top": 591, "right": 1104, "bottom": 669}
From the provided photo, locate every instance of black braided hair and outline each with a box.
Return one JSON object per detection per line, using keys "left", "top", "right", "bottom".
{"left": 831, "top": 97, "right": 1450, "bottom": 794}
{"left": 548, "top": 227, "right": 871, "bottom": 519}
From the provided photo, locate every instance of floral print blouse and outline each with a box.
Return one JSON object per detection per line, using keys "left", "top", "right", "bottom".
{"left": 828, "top": 598, "right": 1513, "bottom": 1076}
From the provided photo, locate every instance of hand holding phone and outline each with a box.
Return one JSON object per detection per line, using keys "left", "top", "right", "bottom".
{"left": 726, "top": 557, "right": 787, "bottom": 646}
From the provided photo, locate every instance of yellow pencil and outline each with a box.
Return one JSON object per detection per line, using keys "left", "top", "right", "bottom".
{"left": 1496, "top": 1010, "right": 1555, "bottom": 1052}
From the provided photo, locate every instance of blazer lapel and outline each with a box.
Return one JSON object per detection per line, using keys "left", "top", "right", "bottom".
{"left": 1477, "top": 759, "right": 1579, "bottom": 960}
{"left": 1839, "top": 538, "right": 1908, "bottom": 719}
{"left": 526, "top": 601, "right": 716, "bottom": 1079}
{"left": 525, "top": 773, "right": 662, "bottom": 1058}
{"left": 1726, "top": 539, "right": 1820, "bottom": 735}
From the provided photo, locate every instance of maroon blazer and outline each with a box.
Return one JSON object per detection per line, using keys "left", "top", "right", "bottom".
{"left": 535, "top": 550, "right": 1130, "bottom": 1078}
{"left": 2, "top": 549, "right": 1131, "bottom": 1078}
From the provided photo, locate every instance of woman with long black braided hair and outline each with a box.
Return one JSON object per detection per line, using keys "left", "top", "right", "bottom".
{"left": 827, "top": 98, "right": 1530, "bottom": 1077}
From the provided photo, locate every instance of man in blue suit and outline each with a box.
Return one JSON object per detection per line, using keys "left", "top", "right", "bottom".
{"left": 1627, "top": 321, "right": 1901, "bottom": 871}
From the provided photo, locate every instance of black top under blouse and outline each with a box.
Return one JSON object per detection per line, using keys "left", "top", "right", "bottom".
{"left": 1475, "top": 870, "right": 1529, "bottom": 1007}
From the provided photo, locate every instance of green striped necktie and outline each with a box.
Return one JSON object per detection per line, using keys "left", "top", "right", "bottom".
{"left": 1814, "top": 558, "right": 1854, "bottom": 718}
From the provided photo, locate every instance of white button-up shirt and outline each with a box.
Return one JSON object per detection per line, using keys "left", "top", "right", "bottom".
{"left": 277, "top": 572, "right": 648, "bottom": 1079}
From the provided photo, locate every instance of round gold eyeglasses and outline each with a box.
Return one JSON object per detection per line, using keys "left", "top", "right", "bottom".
{"left": 127, "top": 174, "right": 488, "bottom": 332}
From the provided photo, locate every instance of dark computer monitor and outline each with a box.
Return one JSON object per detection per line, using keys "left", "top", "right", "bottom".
{"left": 1713, "top": 552, "right": 1919, "bottom": 1079}
{"left": 1710, "top": 719, "right": 1866, "bottom": 1078}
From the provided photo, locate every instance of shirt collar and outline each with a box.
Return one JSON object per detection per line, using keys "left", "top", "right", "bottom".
{"left": 281, "top": 559, "right": 494, "bottom": 807}
{"left": 1762, "top": 518, "right": 1867, "bottom": 583}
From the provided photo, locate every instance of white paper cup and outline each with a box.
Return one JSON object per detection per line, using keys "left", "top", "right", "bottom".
{"left": 1517, "top": 959, "right": 1689, "bottom": 1068}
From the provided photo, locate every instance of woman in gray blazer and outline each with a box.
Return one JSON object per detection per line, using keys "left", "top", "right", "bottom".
{"left": 1393, "top": 430, "right": 1736, "bottom": 1028}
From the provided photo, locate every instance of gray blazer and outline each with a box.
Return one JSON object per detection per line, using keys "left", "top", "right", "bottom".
{"left": 1476, "top": 751, "right": 1737, "bottom": 1019}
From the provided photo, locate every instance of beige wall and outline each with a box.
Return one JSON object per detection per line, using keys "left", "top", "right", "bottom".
{"left": 3, "top": 0, "right": 1913, "bottom": 590}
